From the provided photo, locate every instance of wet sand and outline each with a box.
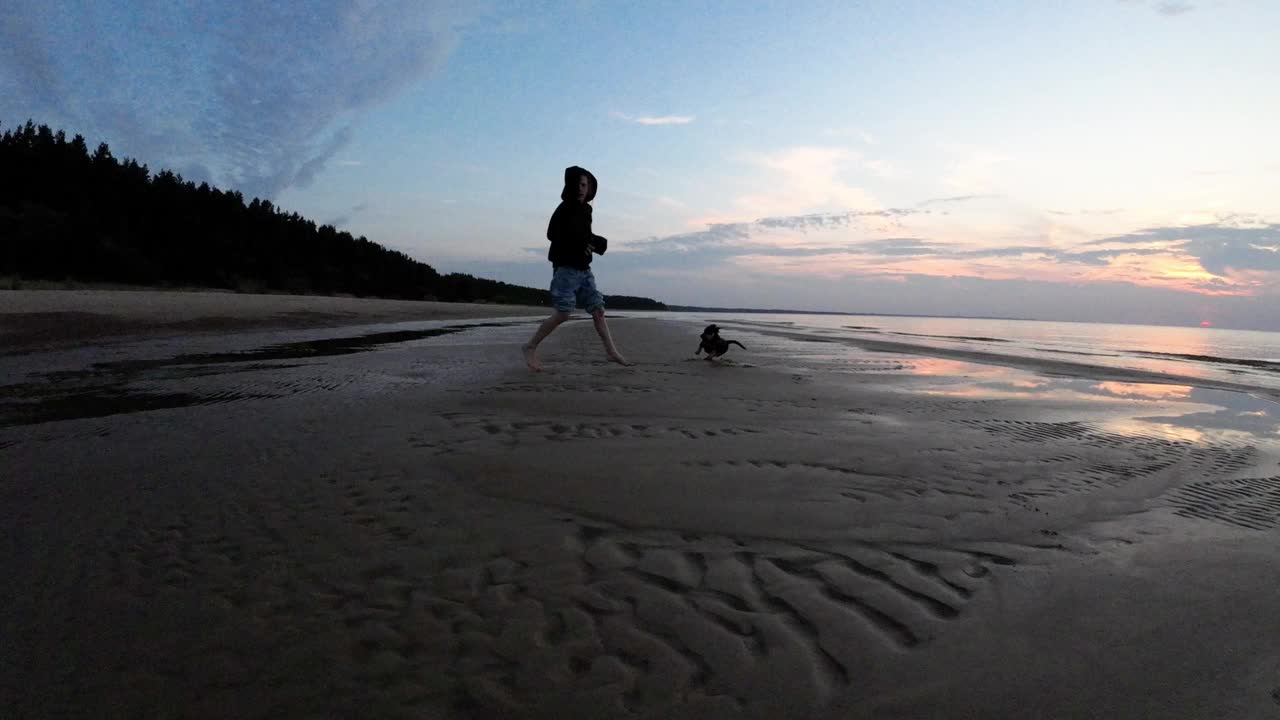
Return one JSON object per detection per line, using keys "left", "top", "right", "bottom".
{"left": 2, "top": 300, "right": 1279, "bottom": 719}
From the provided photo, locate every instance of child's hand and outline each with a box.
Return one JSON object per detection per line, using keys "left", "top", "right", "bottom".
{"left": 586, "top": 243, "right": 596, "bottom": 256}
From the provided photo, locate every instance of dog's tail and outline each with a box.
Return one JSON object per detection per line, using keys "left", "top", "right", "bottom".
{"left": 727, "top": 340, "right": 746, "bottom": 349}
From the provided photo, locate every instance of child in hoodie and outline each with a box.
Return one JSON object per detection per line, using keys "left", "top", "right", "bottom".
{"left": 522, "top": 165, "right": 630, "bottom": 371}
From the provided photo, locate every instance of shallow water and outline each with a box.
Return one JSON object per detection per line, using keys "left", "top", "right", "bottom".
{"left": 643, "top": 311, "right": 1280, "bottom": 393}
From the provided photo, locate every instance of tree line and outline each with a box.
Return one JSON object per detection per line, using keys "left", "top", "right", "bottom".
{"left": 0, "top": 120, "right": 667, "bottom": 310}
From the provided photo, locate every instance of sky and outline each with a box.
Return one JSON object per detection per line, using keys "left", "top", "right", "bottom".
{"left": 3, "top": 0, "right": 1279, "bottom": 329}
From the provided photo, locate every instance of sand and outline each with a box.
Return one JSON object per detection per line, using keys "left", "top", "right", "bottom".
{"left": 0, "top": 289, "right": 548, "bottom": 352}
{"left": 2, "top": 292, "right": 1279, "bottom": 719}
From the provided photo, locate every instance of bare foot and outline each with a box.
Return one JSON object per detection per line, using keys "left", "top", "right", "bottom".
{"left": 523, "top": 344, "right": 543, "bottom": 371}
{"left": 607, "top": 353, "right": 633, "bottom": 366}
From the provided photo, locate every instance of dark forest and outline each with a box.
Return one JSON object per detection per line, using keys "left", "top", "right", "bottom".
{"left": 0, "top": 120, "right": 666, "bottom": 310}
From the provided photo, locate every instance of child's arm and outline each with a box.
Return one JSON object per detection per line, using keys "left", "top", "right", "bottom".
{"left": 589, "top": 234, "right": 608, "bottom": 255}
{"left": 546, "top": 202, "right": 570, "bottom": 242}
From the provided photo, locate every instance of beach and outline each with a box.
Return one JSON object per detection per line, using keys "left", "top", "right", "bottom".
{"left": 3, "top": 290, "right": 1279, "bottom": 719}
{"left": 0, "top": 289, "right": 549, "bottom": 353}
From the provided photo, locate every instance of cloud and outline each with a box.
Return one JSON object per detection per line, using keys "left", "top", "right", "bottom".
{"left": 627, "top": 222, "right": 755, "bottom": 253}
{"left": 857, "top": 238, "right": 950, "bottom": 256}
{"left": 964, "top": 245, "right": 1058, "bottom": 259}
{"left": 861, "top": 159, "right": 901, "bottom": 179}
{"left": 918, "top": 194, "right": 1000, "bottom": 207}
{"left": 936, "top": 144, "right": 1011, "bottom": 194}
{"left": 632, "top": 201, "right": 1276, "bottom": 281}
{"left": 726, "top": 146, "right": 885, "bottom": 219}
{"left": 627, "top": 231, "right": 1055, "bottom": 265}
{"left": 610, "top": 111, "right": 695, "bottom": 126}
{"left": 1089, "top": 222, "right": 1280, "bottom": 274}
{"left": 1047, "top": 208, "right": 1125, "bottom": 216}
{"left": 1055, "top": 247, "right": 1170, "bottom": 266}
{"left": 1187, "top": 276, "right": 1236, "bottom": 292}
{"left": 755, "top": 208, "right": 919, "bottom": 231}
{"left": 0, "top": 0, "right": 474, "bottom": 199}
{"left": 325, "top": 202, "right": 370, "bottom": 229}
{"left": 626, "top": 208, "right": 926, "bottom": 254}
{"left": 822, "top": 127, "right": 877, "bottom": 145}
{"left": 615, "top": 207, "right": 1280, "bottom": 301}
{"left": 1119, "top": 0, "right": 1195, "bottom": 15}
{"left": 0, "top": 4, "right": 62, "bottom": 113}
{"left": 291, "top": 125, "right": 355, "bottom": 190}
{"left": 1156, "top": 1, "right": 1194, "bottom": 15}
{"left": 623, "top": 205, "right": 1071, "bottom": 262}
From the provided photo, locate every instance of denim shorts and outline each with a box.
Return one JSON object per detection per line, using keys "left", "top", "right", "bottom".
{"left": 549, "top": 266, "right": 605, "bottom": 313}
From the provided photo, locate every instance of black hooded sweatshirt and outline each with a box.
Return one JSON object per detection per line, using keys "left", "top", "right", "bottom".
{"left": 546, "top": 166, "right": 608, "bottom": 270}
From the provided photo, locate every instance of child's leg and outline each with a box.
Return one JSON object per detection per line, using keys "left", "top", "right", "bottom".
{"left": 523, "top": 311, "right": 570, "bottom": 371}
{"left": 591, "top": 309, "right": 631, "bottom": 365}
{"left": 524, "top": 267, "right": 577, "bottom": 371}
{"left": 581, "top": 271, "right": 630, "bottom": 365}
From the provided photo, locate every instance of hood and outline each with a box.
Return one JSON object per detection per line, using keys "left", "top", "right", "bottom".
{"left": 561, "top": 165, "right": 597, "bottom": 203}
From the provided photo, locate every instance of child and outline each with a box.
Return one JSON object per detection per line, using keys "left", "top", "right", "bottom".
{"left": 522, "top": 166, "right": 630, "bottom": 371}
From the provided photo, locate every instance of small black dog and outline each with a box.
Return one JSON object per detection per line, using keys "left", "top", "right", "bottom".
{"left": 695, "top": 324, "right": 746, "bottom": 359}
